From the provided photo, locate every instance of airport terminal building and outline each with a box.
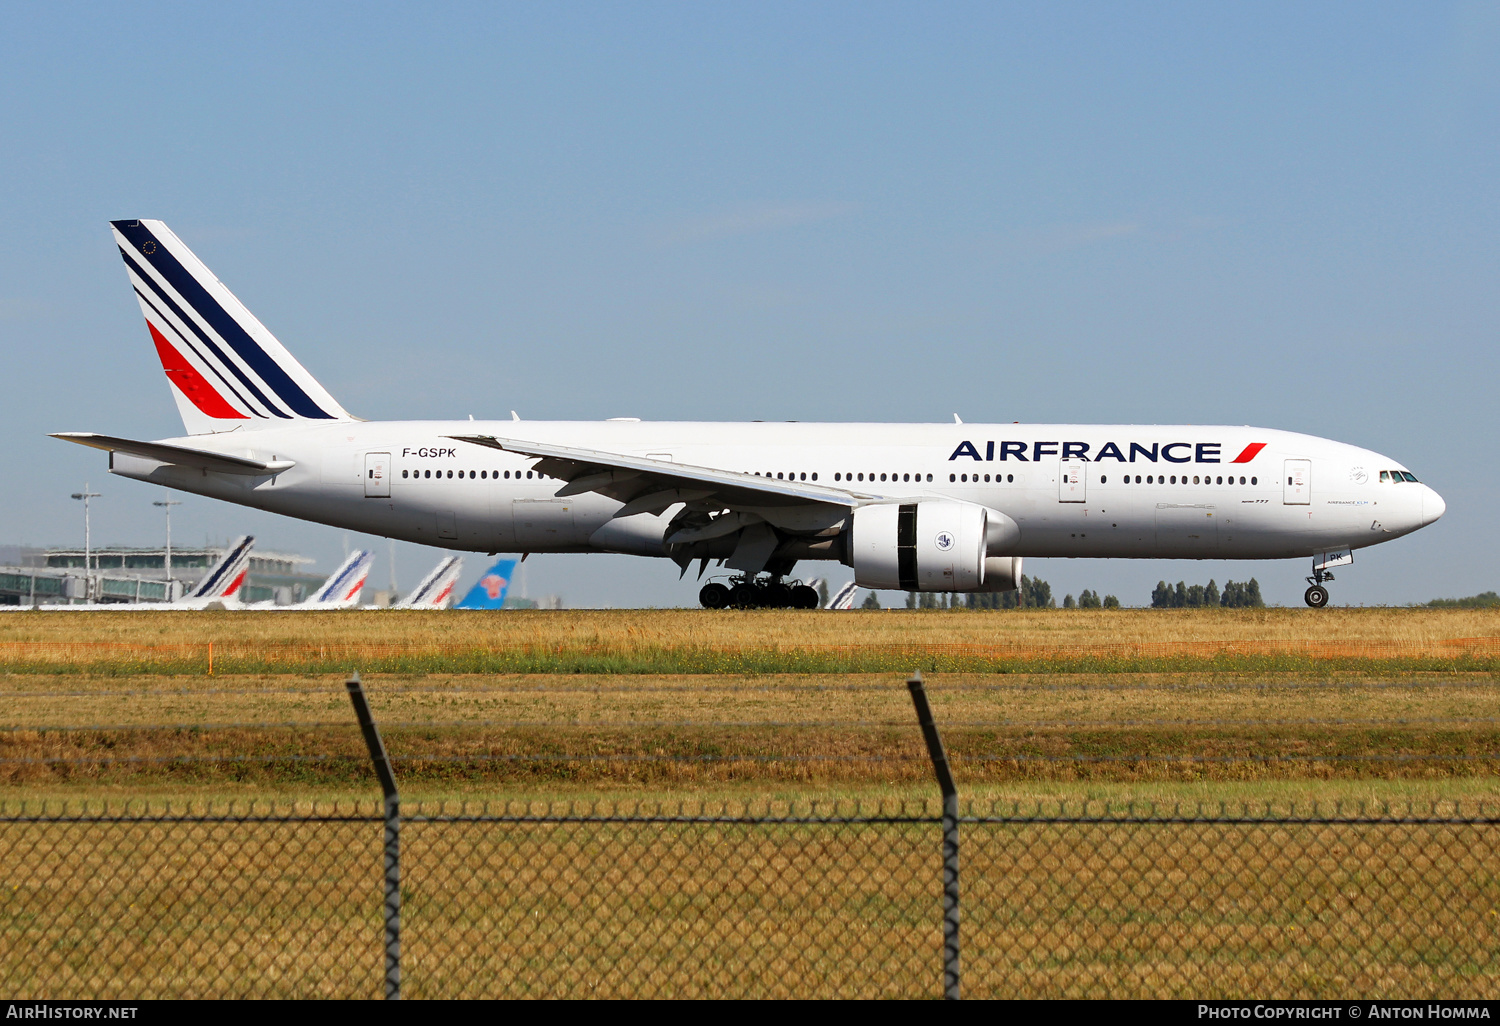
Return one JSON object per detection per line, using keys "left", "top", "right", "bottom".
{"left": 0, "top": 544, "right": 324, "bottom": 606}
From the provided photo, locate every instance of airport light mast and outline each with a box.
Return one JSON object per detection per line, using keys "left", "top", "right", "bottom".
{"left": 70, "top": 484, "right": 100, "bottom": 601}
{"left": 153, "top": 495, "right": 182, "bottom": 598}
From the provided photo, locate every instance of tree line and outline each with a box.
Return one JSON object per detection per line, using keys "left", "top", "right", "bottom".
{"left": 863, "top": 575, "right": 1120, "bottom": 610}
{"left": 1150, "top": 578, "right": 1265, "bottom": 608}
{"left": 854, "top": 575, "right": 1265, "bottom": 609}
{"left": 1426, "top": 591, "right": 1499, "bottom": 609}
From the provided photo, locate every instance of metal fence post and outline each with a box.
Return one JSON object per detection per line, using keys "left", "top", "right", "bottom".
{"left": 346, "top": 672, "right": 401, "bottom": 1000}
{"left": 907, "top": 669, "right": 959, "bottom": 1000}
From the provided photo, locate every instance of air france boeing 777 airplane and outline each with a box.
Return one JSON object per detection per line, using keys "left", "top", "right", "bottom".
{"left": 54, "top": 220, "right": 1445, "bottom": 609}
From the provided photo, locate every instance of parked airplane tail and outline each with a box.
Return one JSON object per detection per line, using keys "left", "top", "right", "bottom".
{"left": 454, "top": 558, "right": 519, "bottom": 610}
{"left": 396, "top": 556, "right": 464, "bottom": 609}
{"left": 827, "top": 581, "right": 859, "bottom": 610}
{"left": 188, "top": 535, "right": 255, "bottom": 600}
{"left": 109, "top": 219, "right": 353, "bottom": 435}
{"left": 307, "top": 549, "right": 374, "bottom": 607}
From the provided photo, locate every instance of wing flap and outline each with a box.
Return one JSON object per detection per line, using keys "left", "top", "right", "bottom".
{"left": 446, "top": 433, "right": 872, "bottom": 512}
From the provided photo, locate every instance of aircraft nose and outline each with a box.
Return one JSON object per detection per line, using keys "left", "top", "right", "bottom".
{"left": 1422, "top": 486, "right": 1446, "bottom": 526}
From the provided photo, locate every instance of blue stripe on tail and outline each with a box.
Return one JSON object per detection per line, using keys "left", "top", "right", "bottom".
{"left": 113, "top": 221, "right": 335, "bottom": 419}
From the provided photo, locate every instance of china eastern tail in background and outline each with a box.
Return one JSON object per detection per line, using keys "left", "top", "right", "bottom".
{"left": 53, "top": 220, "right": 1445, "bottom": 609}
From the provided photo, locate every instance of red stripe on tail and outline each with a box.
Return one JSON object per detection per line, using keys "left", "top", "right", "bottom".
{"left": 1230, "top": 442, "right": 1266, "bottom": 464}
{"left": 147, "top": 320, "right": 248, "bottom": 419}
{"left": 221, "top": 570, "right": 247, "bottom": 597}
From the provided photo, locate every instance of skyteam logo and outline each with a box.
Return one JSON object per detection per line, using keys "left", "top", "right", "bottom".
{"left": 948, "top": 440, "right": 1266, "bottom": 465}
{"left": 934, "top": 531, "right": 955, "bottom": 551}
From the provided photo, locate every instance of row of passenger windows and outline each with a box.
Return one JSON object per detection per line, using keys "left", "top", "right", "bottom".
{"left": 1382, "top": 470, "right": 1419, "bottom": 483}
{"left": 945, "top": 471, "right": 1253, "bottom": 485}
{"left": 1107, "top": 473, "right": 1257, "bottom": 485}
{"left": 400, "top": 466, "right": 1276, "bottom": 488}
{"left": 834, "top": 472, "right": 933, "bottom": 483}
{"left": 401, "top": 469, "right": 547, "bottom": 480}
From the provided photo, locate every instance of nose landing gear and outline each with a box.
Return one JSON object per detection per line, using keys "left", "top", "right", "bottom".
{"left": 1303, "top": 550, "right": 1352, "bottom": 608}
{"left": 1304, "top": 566, "right": 1334, "bottom": 608}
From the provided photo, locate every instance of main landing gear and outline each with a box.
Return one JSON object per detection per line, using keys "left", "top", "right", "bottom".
{"left": 700, "top": 575, "right": 820, "bottom": 610}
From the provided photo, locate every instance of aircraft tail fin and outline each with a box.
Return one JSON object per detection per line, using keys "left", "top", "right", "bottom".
{"left": 454, "top": 558, "right": 518, "bottom": 610}
{"left": 827, "top": 581, "right": 858, "bottom": 610}
{"left": 109, "top": 219, "right": 353, "bottom": 435}
{"left": 307, "top": 549, "right": 374, "bottom": 607}
{"left": 396, "top": 556, "right": 464, "bottom": 609}
{"left": 188, "top": 536, "right": 255, "bottom": 600}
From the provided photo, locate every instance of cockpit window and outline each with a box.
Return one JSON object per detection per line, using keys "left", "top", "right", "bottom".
{"left": 1379, "top": 471, "right": 1391, "bottom": 483}
{"left": 1400, "top": 471, "right": 1418, "bottom": 483}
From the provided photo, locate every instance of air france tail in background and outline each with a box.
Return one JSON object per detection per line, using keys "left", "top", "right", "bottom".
{"left": 305, "top": 549, "right": 374, "bottom": 608}
{"left": 182, "top": 535, "right": 255, "bottom": 607}
{"left": 826, "top": 581, "right": 859, "bottom": 610}
{"left": 455, "top": 559, "right": 518, "bottom": 610}
{"left": 243, "top": 548, "right": 373, "bottom": 609}
{"left": 396, "top": 556, "right": 464, "bottom": 609}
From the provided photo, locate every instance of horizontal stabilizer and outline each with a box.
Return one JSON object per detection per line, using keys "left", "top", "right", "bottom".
{"left": 50, "top": 433, "right": 295, "bottom": 476}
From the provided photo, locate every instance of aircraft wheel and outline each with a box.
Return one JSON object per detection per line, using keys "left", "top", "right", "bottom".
{"left": 790, "top": 585, "right": 820, "bottom": 609}
{"left": 762, "top": 582, "right": 792, "bottom": 609}
{"left": 699, "top": 583, "right": 731, "bottom": 610}
{"left": 730, "top": 583, "right": 761, "bottom": 610}
{"left": 1304, "top": 585, "right": 1329, "bottom": 608}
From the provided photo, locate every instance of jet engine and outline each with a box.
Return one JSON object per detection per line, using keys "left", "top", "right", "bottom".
{"left": 849, "top": 500, "right": 1017, "bottom": 592}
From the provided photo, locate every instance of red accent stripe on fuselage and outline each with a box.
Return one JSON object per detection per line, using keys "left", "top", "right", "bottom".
{"left": 1230, "top": 442, "right": 1266, "bottom": 464}
{"left": 147, "top": 320, "right": 248, "bottom": 419}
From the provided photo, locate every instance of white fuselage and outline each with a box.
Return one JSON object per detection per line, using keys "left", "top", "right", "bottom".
{"left": 106, "top": 421, "right": 1443, "bottom": 563}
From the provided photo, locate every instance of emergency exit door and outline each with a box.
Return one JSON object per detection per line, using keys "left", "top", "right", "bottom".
{"left": 1059, "top": 461, "right": 1086, "bottom": 502}
{"left": 364, "top": 452, "right": 391, "bottom": 498}
{"left": 1283, "top": 459, "right": 1310, "bottom": 505}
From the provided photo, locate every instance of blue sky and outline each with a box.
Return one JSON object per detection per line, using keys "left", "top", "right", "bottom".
{"left": 1, "top": 2, "right": 1496, "bottom": 606}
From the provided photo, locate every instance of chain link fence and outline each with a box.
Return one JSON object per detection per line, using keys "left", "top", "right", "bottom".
{"left": 1, "top": 674, "right": 1496, "bottom": 998}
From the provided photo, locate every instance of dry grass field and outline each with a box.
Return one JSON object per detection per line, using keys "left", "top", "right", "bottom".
{"left": 0, "top": 608, "right": 1497, "bottom": 793}
{"left": 2, "top": 607, "right": 1498, "bottom": 675}
{"left": 4, "top": 606, "right": 1498, "bottom": 648}
{"left": 3, "top": 670, "right": 1500, "bottom": 791}
{"left": 2, "top": 608, "right": 1497, "bottom": 997}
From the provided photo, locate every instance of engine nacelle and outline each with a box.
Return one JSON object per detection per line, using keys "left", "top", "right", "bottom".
{"left": 851, "top": 500, "right": 995, "bottom": 592}
{"left": 981, "top": 556, "right": 1022, "bottom": 593}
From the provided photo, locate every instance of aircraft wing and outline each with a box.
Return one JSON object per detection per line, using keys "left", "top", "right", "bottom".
{"left": 446, "top": 434, "right": 875, "bottom": 516}
{"left": 51, "top": 433, "right": 296, "bottom": 476}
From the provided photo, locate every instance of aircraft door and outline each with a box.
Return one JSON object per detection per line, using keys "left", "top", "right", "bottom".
{"left": 1058, "top": 461, "right": 1086, "bottom": 502}
{"left": 364, "top": 452, "right": 391, "bottom": 498}
{"left": 1283, "top": 459, "right": 1311, "bottom": 505}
